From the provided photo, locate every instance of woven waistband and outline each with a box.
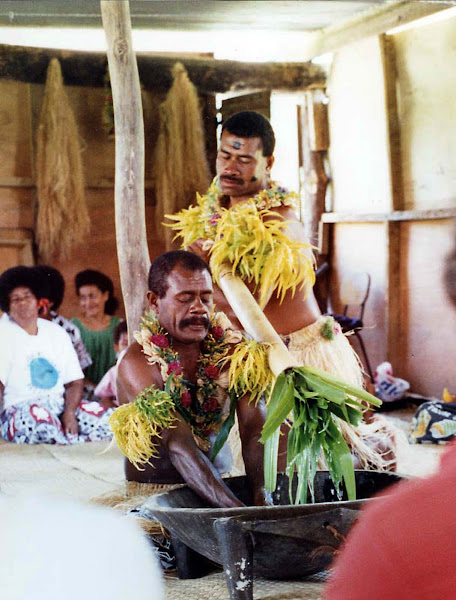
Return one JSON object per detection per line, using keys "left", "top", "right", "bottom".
{"left": 126, "top": 480, "right": 183, "bottom": 498}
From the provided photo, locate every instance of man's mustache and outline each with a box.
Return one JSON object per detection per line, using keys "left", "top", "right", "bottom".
{"left": 220, "top": 174, "right": 244, "bottom": 185}
{"left": 179, "top": 316, "right": 210, "bottom": 329}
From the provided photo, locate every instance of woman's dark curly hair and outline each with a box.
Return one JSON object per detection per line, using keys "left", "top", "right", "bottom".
{"left": 74, "top": 269, "right": 119, "bottom": 315}
{"left": 34, "top": 265, "right": 65, "bottom": 311}
{"left": 0, "top": 266, "right": 44, "bottom": 313}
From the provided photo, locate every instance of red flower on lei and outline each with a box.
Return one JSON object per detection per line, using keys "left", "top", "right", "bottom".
{"left": 150, "top": 334, "right": 169, "bottom": 348}
{"left": 203, "top": 397, "right": 219, "bottom": 413}
{"left": 203, "top": 364, "right": 219, "bottom": 380}
{"left": 211, "top": 326, "right": 224, "bottom": 340}
{"left": 168, "top": 361, "right": 183, "bottom": 376}
{"left": 180, "top": 391, "right": 192, "bottom": 408}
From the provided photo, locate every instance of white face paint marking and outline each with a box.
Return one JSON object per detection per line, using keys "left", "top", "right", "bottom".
{"left": 235, "top": 580, "right": 250, "bottom": 591}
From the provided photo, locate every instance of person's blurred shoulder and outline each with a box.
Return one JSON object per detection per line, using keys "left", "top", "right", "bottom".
{"left": 37, "top": 317, "right": 77, "bottom": 344}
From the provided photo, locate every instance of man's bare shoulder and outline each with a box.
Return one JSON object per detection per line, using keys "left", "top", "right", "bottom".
{"left": 269, "top": 203, "right": 300, "bottom": 221}
{"left": 117, "top": 341, "right": 161, "bottom": 403}
{"left": 118, "top": 341, "right": 144, "bottom": 372}
{"left": 265, "top": 203, "right": 309, "bottom": 244}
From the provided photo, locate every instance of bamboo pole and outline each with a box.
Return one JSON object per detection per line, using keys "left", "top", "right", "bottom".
{"left": 100, "top": 1, "right": 150, "bottom": 338}
{"left": 218, "top": 264, "right": 297, "bottom": 377}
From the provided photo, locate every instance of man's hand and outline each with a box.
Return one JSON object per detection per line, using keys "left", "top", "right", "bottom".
{"left": 61, "top": 410, "right": 78, "bottom": 437}
{"left": 187, "top": 239, "right": 214, "bottom": 264}
{"left": 99, "top": 397, "right": 118, "bottom": 408}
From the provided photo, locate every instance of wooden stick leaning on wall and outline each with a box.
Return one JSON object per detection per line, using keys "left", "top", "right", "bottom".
{"left": 101, "top": 0, "right": 150, "bottom": 338}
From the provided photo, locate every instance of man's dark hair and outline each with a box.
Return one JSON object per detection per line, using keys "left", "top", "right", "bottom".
{"left": 113, "top": 320, "right": 128, "bottom": 346}
{"left": 34, "top": 265, "right": 65, "bottom": 311}
{"left": 75, "top": 269, "right": 119, "bottom": 315}
{"left": 0, "top": 266, "right": 44, "bottom": 313}
{"left": 222, "top": 110, "right": 276, "bottom": 157}
{"left": 148, "top": 250, "right": 211, "bottom": 298}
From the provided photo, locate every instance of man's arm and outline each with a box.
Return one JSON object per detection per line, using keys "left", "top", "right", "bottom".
{"left": 236, "top": 394, "right": 267, "bottom": 506}
{"left": 61, "top": 378, "right": 84, "bottom": 436}
{"left": 117, "top": 342, "right": 243, "bottom": 508}
{"left": 161, "top": 419, "right": 243, "bottom": 507}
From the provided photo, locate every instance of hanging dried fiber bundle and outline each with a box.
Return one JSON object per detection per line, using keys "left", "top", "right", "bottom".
{"left": 154, "top": 62, "right": 210, "bottom": 249}
{"left": 36, "top": 58, "right": 90, "bottom": 260}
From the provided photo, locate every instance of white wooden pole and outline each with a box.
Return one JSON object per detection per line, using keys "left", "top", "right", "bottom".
{"left": 101, "top": 0, "right": 150, "bottom": 337}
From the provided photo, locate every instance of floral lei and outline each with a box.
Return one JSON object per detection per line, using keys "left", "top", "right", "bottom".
{"left": 134, "top": 309, "right": 243, "bottom": 451}
{"left": 166, "top": 176, "right": 300, "bottom": 244}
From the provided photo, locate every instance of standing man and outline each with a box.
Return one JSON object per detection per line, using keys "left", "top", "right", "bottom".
{"left": 171, "top": 111, "right": 396, "bottom": 471}
{"left": 209, "top": 111, "right": 322, "bottom": 337}
{"left": 114, "top": 250, "right": 266, "bottom": 508}
{"left": 186, "top": 111, "right": 360, "bottom": 382}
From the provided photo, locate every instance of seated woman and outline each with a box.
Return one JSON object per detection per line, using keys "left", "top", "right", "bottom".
{"left": 0, "top": 266, "right": 113, "bottom": 444}
{"left": 71, "top": 270, "right": 123, "bottom": 389}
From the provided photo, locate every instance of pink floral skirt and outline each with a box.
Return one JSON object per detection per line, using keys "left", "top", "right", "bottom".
{"left": 0, "top": 397, "right": 114, "bottom": 444}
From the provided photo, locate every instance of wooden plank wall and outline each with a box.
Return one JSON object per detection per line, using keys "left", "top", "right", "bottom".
{"left": 326, "top": 16, "right": 456, "bottom": 397}
{"left": 0, "top": 78, "right": 170, "bottom": 320}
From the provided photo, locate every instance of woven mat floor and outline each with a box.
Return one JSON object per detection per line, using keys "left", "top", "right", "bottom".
{"left": 0, "top": 437, "right": 125, "bottom": 501}
{"left": 0, "top": 409, "right": 446, "bottom": 600}
{"left": 164, "top": 570, "right": 326, "bottom": 600}
{"left": 382, "top": 408, "right": 445, "bottom": 478}
{"left": 0, "top": 409, "right": 443, "bottom": 502}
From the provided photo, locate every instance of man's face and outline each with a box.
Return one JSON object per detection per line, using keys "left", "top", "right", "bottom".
{"left": 149, "top": 266, "right": 214, "bottom": 344}
{"left": 9, "top": 286, "right": 39, "bottom": 327}
{"left": 216, "top": 130, "right": 274, "bottom": 200}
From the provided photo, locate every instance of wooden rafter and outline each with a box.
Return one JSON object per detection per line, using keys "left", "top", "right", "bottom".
{"left": 0, "top": 44, "right": 325, "bottom": 92}
{"left": 299, "top": 0, "right": 455, "bottom": 60}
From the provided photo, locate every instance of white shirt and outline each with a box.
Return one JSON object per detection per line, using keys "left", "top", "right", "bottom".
{"left": 0, "top": 318, "right": 83, "bottom": 411}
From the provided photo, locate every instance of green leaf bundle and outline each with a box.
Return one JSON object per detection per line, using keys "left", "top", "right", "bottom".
{"left": 261, "top": 366, "right": 381, "bottom": 504}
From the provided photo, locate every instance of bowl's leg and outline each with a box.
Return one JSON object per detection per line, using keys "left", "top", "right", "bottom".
{"left": 171, "top": 535, "right": 214, "bottom": 579}
{"left": 214, "top": 517, "right": 253, "bottom": 600}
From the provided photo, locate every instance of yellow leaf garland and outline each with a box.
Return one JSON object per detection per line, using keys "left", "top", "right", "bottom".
{"left": 220, "top": 340, "right": 273, "bottom": 405}
{"left": 166, "top": 179, "right": 316, "bottom": 307}
{"left": 109, "top": 387, "right": 177, "bottom": 470}
{"left": 209, "top": 203, "right": 316, "bottom": 307}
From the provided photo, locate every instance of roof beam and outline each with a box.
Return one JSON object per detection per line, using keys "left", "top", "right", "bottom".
{"left": 300, "top": 0, "right": 456, "bottom": 59}
{"left": 0, "top": 44, "right": 325, "bottom": 92}
{"left": 0, "top": 1, "right": 388, "bottom": 31}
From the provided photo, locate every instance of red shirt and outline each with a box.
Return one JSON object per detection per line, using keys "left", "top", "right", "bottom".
{"left": 324, "top": 443, "right": 456, "bottom": 600}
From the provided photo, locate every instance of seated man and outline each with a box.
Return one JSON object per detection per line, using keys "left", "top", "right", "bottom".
{"left": 0, "top": 266, "right": 113, "bottom": 444}
{"left": 115, "top": 250, "right": 266, "bottom": 509}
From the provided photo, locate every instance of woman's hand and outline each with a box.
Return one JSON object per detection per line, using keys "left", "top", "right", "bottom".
{"left": 61, "top": 410, "right": 78, "bottom": 437}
